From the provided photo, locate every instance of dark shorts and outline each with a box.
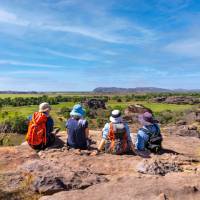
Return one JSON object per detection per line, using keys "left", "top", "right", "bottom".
{"left": 31, "top": 134, "right": 55, "bottom": 150}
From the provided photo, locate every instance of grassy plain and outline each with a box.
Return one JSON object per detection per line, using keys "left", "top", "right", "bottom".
{"left": 0, "top": 93, "right": 197, "bottom": 146}
{"left": 1, "top": 100, "right": 194, "bottom": 128}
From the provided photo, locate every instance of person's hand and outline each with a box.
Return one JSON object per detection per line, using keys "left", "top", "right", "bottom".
{"left": 86, "top": 139, "right": 90, "bottom": 148}
{"left": 130, "top": 143, "right": 136, "bottom": 154}
{"left": 90, "top": 150, "right": 99, "bottom": 156}
{"left": 51, "top": 128, "right": 60, "bottom": 135}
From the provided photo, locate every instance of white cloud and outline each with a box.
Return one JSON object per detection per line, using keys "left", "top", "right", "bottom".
{"left": 0, "top": 5, "right": 156, "bottom": 45}
{"left": 165, "top": 39, "right": 200, "bottom": 58}
{"left": 0, "top": 59, "right": 65, "bottom": 68}
{"left": 42, "top": 20, "right": 156, "bottom": 45}
{"left": 0, "top": 9, "right": 29, "bottom": 26}
{"left": 43, "top": 24, "right": 128, "bottom": 44}
{"left": 9, "top": 70, "right": 53, "bottom": 75}
{"left": 45, "top": 49, "right": 97, "bottom": 61}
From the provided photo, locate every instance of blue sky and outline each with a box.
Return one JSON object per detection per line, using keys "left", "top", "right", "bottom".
{"left": 0, "top": 0, "right": 200, "bottom": 91}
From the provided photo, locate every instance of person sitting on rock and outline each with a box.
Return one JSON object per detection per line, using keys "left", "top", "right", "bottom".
{"left": 26, "top": 102, "right": 57, "bottom": 150}
{"left": 93, "top": 110, "right": 135, "bottom": 155}
{"left": 135, "top": 112, "right": 162, "bottom": 153}
{"left": 66, "top": 104, "right": 90, "bottom": 150}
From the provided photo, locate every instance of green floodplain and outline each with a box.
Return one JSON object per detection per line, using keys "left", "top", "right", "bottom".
{"left": 0, "top": 92, "right": 198, "bottom": 146}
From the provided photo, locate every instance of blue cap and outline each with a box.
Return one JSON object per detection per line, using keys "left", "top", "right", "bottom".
{"left": 70, "top": 104, "right": 85, "bottom": 117}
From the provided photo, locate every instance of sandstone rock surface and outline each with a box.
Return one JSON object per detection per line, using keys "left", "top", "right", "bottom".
{"left": 0, "top": 130, "right": 199, "bottom": 200}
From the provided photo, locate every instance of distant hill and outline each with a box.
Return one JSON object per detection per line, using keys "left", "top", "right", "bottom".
{"left": 93, "top": 87, "right": 200, "bottom": 93}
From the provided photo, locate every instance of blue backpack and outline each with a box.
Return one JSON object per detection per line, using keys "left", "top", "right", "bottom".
{"left": 140, "top": 124, "right": 162, "bottom": 153}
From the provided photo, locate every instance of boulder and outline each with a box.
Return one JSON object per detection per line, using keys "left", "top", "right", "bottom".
{"left": 153, "top": 97, "right": 167, "bottom": 103}
{"left": 123, "top": 104, "right": 152, "bottom": 123}
{"left": 124, "top": 104, "right": 152, "bottom": 115}
{"left": 83, "top": 99, "right": 106, "bottom": 109}
{"left": 176, "top": 120, "right": 187, "bottom": 126}
{"left": 176, "top": 126, "right": 200, "bottom": 138}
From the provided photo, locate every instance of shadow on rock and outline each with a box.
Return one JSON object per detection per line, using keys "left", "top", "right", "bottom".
{"left": 158, "top": 148, "right": 180, "bottom": 155}
{"left": 48, "top": 135, "right": 65, "bottom": 149}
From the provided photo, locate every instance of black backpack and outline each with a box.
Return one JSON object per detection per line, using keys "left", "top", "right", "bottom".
{"left": 140, "top": 124, "right": 162, "bottom": 153}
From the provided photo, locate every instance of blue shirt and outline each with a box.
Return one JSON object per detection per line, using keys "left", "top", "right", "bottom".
{"left": 102, "top": 122, "right": 132, "bottom": 142}
{"left": 66, "top": 118, "right": 88, "bottom": 149}
{"left": 135, "top": 124, "right": 160, "bottom": 151}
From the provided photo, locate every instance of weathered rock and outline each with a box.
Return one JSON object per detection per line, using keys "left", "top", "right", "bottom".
{"left": 39, "top": 174, "right": 200, "bottom": 200}
{"left": 31, "top": 168, "right": 108, "bottom": 195}
{"left": 1, "top": 131, "right": 200, "bottom": 200}
{"left": 156, "top": 193, "right": 168, "bottom": 200}
{"left": 164, "top": 96, "right": 199, "bottom": 105}
{"left": 123, "top": 104, "right": 152, "bottom": 123}
{"left": 136, "top": 158, "right": 182, "bottom": 176}
{"left": 153, "top": 96, "right": 200, "bottom": 105}
{"left": 176, "top": 120, "right": 187, "bottom": 126}
{"left": 83, "top": 99, "right": 106, "bottom": 109}
{"left": 176, "top": 126, "right": 200, "bottom": 138}
{"left": 33, "top": 175, "right": 67, "bottom": 195}
{"left": 188, "top": 125, "right": 198, "bottom": 130}
{"left": 124, "top": 104, "right": 152, "bottom": 115}
{"left": 153, "top": 97, "right": 167, "bottom": 103}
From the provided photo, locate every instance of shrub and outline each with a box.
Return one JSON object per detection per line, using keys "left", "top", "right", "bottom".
{"left": 0, "top": 114, "right": 28, "bottom": 134}
{"left": 96, "top": 118, "right": 106, "bottom": 128}
{"left": 116, "top": 98, "right": 122, "bottom": 102}
{"left": 112, "top": 105, "right": 124, "bottom": 112}
{"left": 58, "top": 106, "right": 71, "bottom": 119}
{"left": 155, "top": 110, "right": 183, "bottom": 125}
{"left": 124, "top": 95, "right": 132, "bottom": 102}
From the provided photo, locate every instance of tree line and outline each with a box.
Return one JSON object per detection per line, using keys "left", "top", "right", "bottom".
{"left": 0, "top": 93, "right": 199, "bottom": 108}
{"left": 0, "top": 95, "right": 109, "bottom": 107}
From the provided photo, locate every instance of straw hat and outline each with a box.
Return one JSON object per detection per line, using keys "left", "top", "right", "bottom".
{"left": 39, "top": 102, "right": 51, "bottom": 113}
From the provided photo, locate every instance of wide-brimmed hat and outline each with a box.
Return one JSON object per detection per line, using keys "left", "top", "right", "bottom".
{"left": 39, "top": 102, "right": 51, "bottom": 113}
{"left": 110, "top": 110, "right": 123, "bottom": 123}
{"left": 70, "top": 104, "right": 85, "bottom": 117}
{"left": 139, "top": 112, "right": 158, "bottom": 125}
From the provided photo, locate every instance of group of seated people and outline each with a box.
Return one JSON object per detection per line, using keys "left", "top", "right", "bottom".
{"left": 26, "top": 102, "right": 163, "bottom": 155}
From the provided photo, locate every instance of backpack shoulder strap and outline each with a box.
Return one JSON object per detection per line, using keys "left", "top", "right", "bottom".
{"left": 139, "top": 127, "right": 152, "bottom": 136}
{"left": 109, "top": 123, "right": 115, "bottom": 140}
{"left": 154, "top": 124, "right": 161, "bottom": 135}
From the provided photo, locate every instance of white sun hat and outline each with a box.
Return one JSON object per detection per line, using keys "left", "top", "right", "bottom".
{"left": 109, "top": 110, "right": 123, "bottom": 123}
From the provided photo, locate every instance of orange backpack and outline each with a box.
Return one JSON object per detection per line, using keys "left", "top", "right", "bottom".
{"left": 26, "top": 112, "right": 47, "bottom": 147}
{"left": 107, "top": 123, "right": 128, "bottom": 154}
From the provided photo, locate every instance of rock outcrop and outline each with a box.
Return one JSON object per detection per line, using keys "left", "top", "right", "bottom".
{"left": 83, "top": 99, "right": 106, "bottom": 109}
{"left": 123, "top": 104, "right": 152, "bottom": 123}
{"left": 153, "top": 96, "right": 200, "bottom": 105}
{"left": 164, "top": 125, "right": 200, "bottom": 138}
{"left": 0, "top": 131, "right": 200, "bottom": 200}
